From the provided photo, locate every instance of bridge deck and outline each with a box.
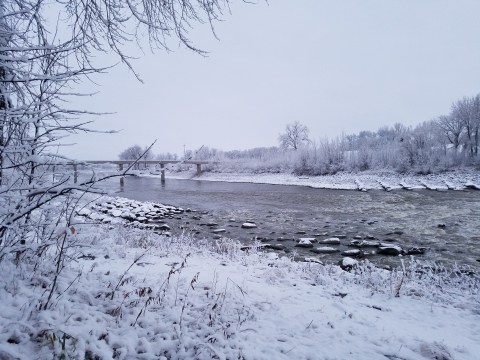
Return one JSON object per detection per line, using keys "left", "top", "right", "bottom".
{"left": 69, "top": 160, "right": 214, "bottom": 183}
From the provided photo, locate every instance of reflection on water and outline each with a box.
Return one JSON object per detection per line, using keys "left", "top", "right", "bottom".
{"left": 101, "top": 176, "right": 480, "bottom": 268}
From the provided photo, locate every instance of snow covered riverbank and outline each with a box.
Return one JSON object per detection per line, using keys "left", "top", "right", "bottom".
{"left": 162, "top": 169, "right": 480, "bottom": 191}
{"left": 1, "top": 195, "right": 479, "bottom": 359}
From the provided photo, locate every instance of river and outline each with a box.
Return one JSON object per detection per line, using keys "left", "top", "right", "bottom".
{"left": 108, "top": 176, "right": 480, "bottom": 268}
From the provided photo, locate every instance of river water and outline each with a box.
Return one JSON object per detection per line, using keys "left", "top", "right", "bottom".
{"left": 108, "top": 176, "right": 480, "bottom": 268}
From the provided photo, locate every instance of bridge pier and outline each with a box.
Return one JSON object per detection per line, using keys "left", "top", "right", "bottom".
{"left": 160, "top": 163, "right": 165, "bottom": 182}
{"left": 118, "top": 163, "right": 124, "bottom": 186}
{"left": 73, "top": 163, "right": 78, "bottom": 184}
{"left": 196, "top": 163, "right": 202, "bottom": 176}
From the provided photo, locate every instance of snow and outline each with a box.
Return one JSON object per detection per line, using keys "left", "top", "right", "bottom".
{"left": 1, "top": 196, "right": 479, "bottom": 359}
{"left": 341, "top": 257, "right": 358, "bottom": 267}
{"left": 165, "top": 169, "right": 480, "bottom": 192}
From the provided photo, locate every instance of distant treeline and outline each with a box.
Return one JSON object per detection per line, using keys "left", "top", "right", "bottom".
{"left": 122, "top": 94, "right": 480, "bottom": 175}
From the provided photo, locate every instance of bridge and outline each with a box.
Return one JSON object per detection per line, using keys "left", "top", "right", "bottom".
{"left": 70, "top": 160, "right": 212, "bottom": 183}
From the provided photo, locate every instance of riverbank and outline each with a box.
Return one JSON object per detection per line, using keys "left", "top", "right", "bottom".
{"left": 1, "top": 200, "right": 479, "bottom": 359}
{"left": 161, "top": 169, "right": 480, "bottom": 191}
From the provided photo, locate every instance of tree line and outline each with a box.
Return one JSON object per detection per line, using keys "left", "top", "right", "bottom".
{"left": 121, "top": 94, "right": 480, "bottom": 175}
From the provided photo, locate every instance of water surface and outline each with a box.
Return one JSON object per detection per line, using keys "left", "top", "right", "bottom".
{"left": 107, "top": 176, "right": 480, "bottom": 268}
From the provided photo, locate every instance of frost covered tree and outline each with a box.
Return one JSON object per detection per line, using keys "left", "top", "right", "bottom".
{"left": 279, "top": 121, "right": 310, "bottom": 150}
{"left": 119, "top": 144, "right": 153, "bottom": 169}
{"left": 119, "top": 145, "right": 153, "bottom": 161}
{"left": 0, "top": 0, "right": 244, "bottom": 294}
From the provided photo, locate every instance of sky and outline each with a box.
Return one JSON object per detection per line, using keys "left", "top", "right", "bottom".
{"left": 61, "top": 0, "right": 480, "bottom": 160}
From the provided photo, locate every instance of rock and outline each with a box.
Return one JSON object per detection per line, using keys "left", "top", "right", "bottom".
{"left": 465, "top": 182, "right": 480, "bottom": 190}
{"left": 339, "top": 257, "right": 358, "bottom": 271}
{"left": 437, "top": 223, "right": 446, "bottom": 229}
{"left": 353, "top": 235, "right": 362, "bottom": 240}
{"left": 403, "top": 247, "right": 427, "bottom": 255}
{"left": 212, "top": 228, "right": 226, "bottom": 233}
{"left": 254, "top": 237, "right": 272, "bottom": 243}
{"left": 332, "top": 234, "right": 347, "bottom": 239}
{"left": 349, "top": 240, "right": 380, "bottom": 247}
{"left": 385, "top": 230, "right": 404, "bottom": 236}
{"left": 296, "top": 230, "right": 307, "bottom": 235}
{"left": 365, "top": 235, "right": 376, "bottom": 240}
{"left": 298, "top": 237, "right": 316, "bottom": 243}
{"left": 320, "top": 237, "right": 340, "bottom": 245}
{"left": 265, "top": 244, "right": 285, "bottom": 251}
{"left": 314, "top": 232, "right": 329, "bottom": 236}
{"left": 310, "top": 246, "right": 339, "bottom": 254}
{"left": 156, "top": 224, "right": 171, "bottom": 231}
{"left": 121, "top": 213, "right": 136, "bottom": 221}
{"left": 276, "top": 237, "right": 293, "bottom": 241}
{"left": 206, "top": 222, "right": 218, "bottom": 227}
{"left": 377, "top": 245, "right": 402, "bottom": 256}
{"left": 242, "top": 222, "right": 257, "bottom": 229}
{"left": 295, "top": 238, "right": 314, "bottom": 248}
{"left": 342, "top": 249, "right": 362, "bottom": 257}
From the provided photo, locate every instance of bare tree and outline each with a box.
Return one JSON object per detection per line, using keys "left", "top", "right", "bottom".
{"left": 0, "top": 0, "right": 245, "bottom": 308}
{"left": 435, "top": 114, "right": 465, "bottom": 152}
{"left": 279, "top": 121, "right": 310, "bottom": 150}
{"left": 119, "top": 145, "right": 152, "bottom": 161}
{"left": 451, "top": 97, "right": 475, "bottom": 157}
{"left": 119, "top": 144, "right": 153, "bottom": 169}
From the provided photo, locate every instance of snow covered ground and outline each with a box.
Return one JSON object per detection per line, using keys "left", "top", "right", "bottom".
{"left": 164, "top": 169, "right": 480, "bottom": 191}
{"left": 1, "top": 196, "right": 479, "bottom": 360}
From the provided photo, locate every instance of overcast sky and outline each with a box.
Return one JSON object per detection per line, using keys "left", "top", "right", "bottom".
{"left": 62, "top": 0, "right": 480, "bottom": 160}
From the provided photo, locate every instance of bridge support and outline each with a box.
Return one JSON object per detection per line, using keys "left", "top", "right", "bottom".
{"left": 160, "top": 163, "right": 165, "bottom": 182}
{"left": 196, "top": 163, "right": 201, "bottom": 176}
{"left": 118, "top": 163, "right": 124, "bottom": 186}
{"left": 73, "top": 163, "right": 78, "bottom": 184}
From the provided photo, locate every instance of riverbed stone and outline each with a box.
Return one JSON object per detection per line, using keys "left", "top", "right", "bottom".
{"left": 242, "top": 222, "right": 257, "bottom": 229}
{"left": 265, "top": 244, "right": 286, "bottom": 251}
{"left": 342, "top": 249, "right": 363, "bottom": 257}
{"left": 212, "top": 228, "right": 226, "bottom": 233}
{"left": 321, "top": 237, "right": 341, "bottom": 245}
{"left": 349, "top": 240, "right": 380, "bottom": 247}
{"left": 295, "top": 238, "right": 314, "bottom": 248}
{"left": 310, "top": 246, "right": 339, "bottom": 254}
{"left": 339, "top": 257, "right": 358, "bottom": 271}
{"left": 403, "top": 247, "right": 427, "bottom": 255}
{"left": 156, "top": 224, "right": 171, "bottom": 231}
{"left": 377, "top": 245, "right": 402, "bottom": 256}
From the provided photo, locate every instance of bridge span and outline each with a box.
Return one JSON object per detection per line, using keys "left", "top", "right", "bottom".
{"left": 71, "top": 160, "right": 212, "bottom": 183}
